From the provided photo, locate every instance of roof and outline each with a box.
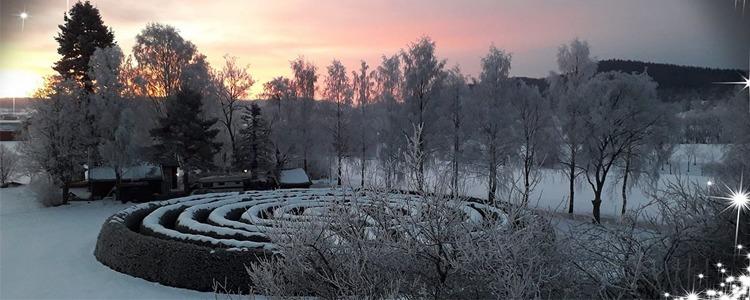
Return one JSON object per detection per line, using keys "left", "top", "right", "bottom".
{"left": 89, "top": 164, "right": 163, "bottom": 182}
{"left": 279, "top": 168, "right": 311, "bottom": 185}
{"left": 197, "top": 174, "right": 252, "bottom": 183}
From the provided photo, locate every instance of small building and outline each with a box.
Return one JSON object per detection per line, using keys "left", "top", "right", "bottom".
{"left": 0, "top": 119, "right": 21, "bottom": 141}
{"left": 192, "top": 173, "right": 276, "bottom": 193}
{"left": 279, "top": 168, "right": 312, "bottom": 189}
{"left": 88, "top": 164, "right": 168, "bottom": 202}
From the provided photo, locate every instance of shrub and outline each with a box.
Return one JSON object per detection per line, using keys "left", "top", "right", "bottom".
{"left": 29, "top": 176, "right": 63, "bottom": 207}
{"left": 0, "top": 144, "right": 19, "bottom": 187}
{"left": 246, "top": 190, "right": 576, "bottom": 299}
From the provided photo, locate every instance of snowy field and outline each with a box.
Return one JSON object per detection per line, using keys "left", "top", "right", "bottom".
{"left": 0, "top": 186, "right": 215, "bottom": 299}
{"left": 0, "top": 141, "right": 726, "bottom": 298}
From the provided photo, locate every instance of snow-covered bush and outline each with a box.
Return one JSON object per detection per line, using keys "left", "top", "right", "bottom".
{"left": 0, "top": 144, "right": 20, "bottom": 187}
{"left": 29, "top": 176, "right": 63, "bottom": 207}
{"left": 246, "top": 189, "right": 575, "bottom": 299}
{"left": 565, "top": 177, "right": 738, "bottom": 299}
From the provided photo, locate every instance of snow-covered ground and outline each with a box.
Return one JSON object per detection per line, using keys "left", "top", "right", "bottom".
{"left": 0, "top": 186, "right": 214, "bottom": 299}
{"left": 0, "top": 141, "right": 727, "bottom": 298}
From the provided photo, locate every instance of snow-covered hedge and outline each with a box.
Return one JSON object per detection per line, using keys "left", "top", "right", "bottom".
{"left": 94, "top": 188, "right": 510, "bottom": 293}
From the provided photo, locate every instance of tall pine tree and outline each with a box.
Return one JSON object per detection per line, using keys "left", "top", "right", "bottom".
{"left": 54, "top": 1, "right": 115, "bottom": 89}
{"left": 150, "top": 88, "right": 221, "bottom": 193}
{"left": 236, "top": 103, "right": 273, "bottom": 179}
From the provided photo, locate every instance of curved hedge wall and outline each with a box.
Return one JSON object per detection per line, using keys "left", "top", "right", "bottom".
{"left": 94, "top": 200, "right": 273, "bottom": 293}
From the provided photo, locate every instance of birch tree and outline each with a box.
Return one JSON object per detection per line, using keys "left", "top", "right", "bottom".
{"left": 133, "top": 23, "right": 197, "bottom": 114}
{"left": 323, "top": 59, "right": 352, "bottom": 186}
{"left": 474, "top": 45, "right": 512, "bottom": 203}
{"left": 548, "top": 38, "right": 597, "bottom": 214}
{"left": 373, "top": 54, "right": 403, "bottom": 189}
{"left": 290, "top": 57, "right": 318, "bottom": 172}
{"left": 352, "top": 61, "right": 374, "bottom": 187}
{"left": 401, "top": 37, "right": 445, "bottom": 192}
{"left": 579, "top": 71, "right": 662, "bottom": 223}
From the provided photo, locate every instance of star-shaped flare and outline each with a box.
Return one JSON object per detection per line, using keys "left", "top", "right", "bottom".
{"left": 17, "top": 11, "right": 29, "bottom": 32}
{"left": 716, "top": 54, "right": 750, "bottom": 113}
{"left": 712, "top": 176, "right": 750, "bottom": 246}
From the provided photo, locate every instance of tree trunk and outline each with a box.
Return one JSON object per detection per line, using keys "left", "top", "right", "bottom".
{"left": 62, "top": 183, "right": 70, "bottom": 205}
{"left": 337, "top": 155, "right": 342, "bottom": 186}
{"left": 621, "top": 153, "right": 631, "bottom": 216}
{"left": 488, "top": 145, "right": 497, "bottom": 203}
{"left": 183, "top": 170, "right": 190, "bottom": 194}
{"left": 567, "top": 150, "right": 576, "bottom": 214}
{"left": 115, "top": 170, "right": 123, "bottom": 203}
{"left": 452, "top": 123, "right": 460, "bottom": 196}
{"left": 592, "top": 188, "right": 603, "bottom": 223}
{"left": 360, "top": 146, "right": 365, "bottom": 188}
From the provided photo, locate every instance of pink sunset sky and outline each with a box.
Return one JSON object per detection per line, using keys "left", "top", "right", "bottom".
{"left": 0, "top": 0, "right": 747, "bottom": 98}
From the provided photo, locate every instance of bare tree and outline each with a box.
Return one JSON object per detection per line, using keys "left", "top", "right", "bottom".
{"left": 323, "top": 59, "right": 352, "bottom": 186}
{"left": 352, "top": 61, "right": 374, "bottom": 188}
{"left": 261, "top": 76, "right": 296, "bottom": 175}
{"left": 132, "top": 23, "right": 198, "bottom": 115}
{"left": 215, "top": 55, "right": 255, "bottom": 166}
{"left": 290, "top": 57, "right": 318, "bottom": 173}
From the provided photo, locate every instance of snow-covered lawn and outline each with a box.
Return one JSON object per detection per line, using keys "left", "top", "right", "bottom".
{"left": 0, "top": 186, "right": 213, "bottom": 299}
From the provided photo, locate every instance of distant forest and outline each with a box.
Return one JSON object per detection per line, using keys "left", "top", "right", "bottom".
{"left": 597, "top": 59, "right": 746, "bottom": 89}
{"left": 2, "top": 59, "right": 746, "bottom": 108}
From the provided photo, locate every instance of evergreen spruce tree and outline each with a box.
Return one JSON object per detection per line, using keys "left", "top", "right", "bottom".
{"left": 150, "top": 88, "right": 221, "bottom": 193}
{"left": 236, "top": 103, "right": 273, "bottom": 179}
{"left": 53, "top": 1, "right": 115, "bottom": 89}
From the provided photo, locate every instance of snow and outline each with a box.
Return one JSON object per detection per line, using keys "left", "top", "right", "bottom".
{"left": 0, "top": 185, "right": 214, "bottom": 299}
{"left": 279, "top": 168, "right": 310, "bottom": 185}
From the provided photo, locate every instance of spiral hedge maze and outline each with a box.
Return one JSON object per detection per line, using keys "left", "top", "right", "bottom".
{"left": 94, "top": 188, "right": 509, "bottom": 293}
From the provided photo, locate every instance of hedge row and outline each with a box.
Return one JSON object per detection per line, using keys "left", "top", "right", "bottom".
{"left": 93, "top": 202, "right": 274, "bottom": 293}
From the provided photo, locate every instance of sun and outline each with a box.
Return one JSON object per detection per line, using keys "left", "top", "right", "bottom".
{"left": 0, "top": 70, "right": 44, "bottom": 98}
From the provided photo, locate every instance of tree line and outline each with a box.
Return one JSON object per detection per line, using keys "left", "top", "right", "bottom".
{"left": 22, "top": 1, "right": 696, "bottom": 223}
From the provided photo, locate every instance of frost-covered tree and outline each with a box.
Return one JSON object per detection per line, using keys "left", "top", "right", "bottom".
{"left": 88, "top": 45, "right": 142, "bottom": 200}
{"left": 261, "top": 77, "right": 296, "bottom": 172}
{"left": 215, "top": 55, "right": 255, "bottom": 164}
{"left": 578, "top": 71, "right": 663, "bottom": 223}
{"left": 98, "top": 109, "right": 139, "bottom": 201}
{"left": 373, "top": 54, "right": 403, "bottom": 189}
{"left": 352, "top": 61, "right": 374, "bottom": 187}
{"left": 290, "top": 57, "right": 318, "bottom": 172}
{"left": 150, "top": 88, "right": 220, "bottom": 193}
{"left": 323, "top": 60, "right": 352, "bottom": 186}
{"left": 0, "top": 145, "right": 19, "bottom": 186}
{"left": 616, "top": 98, "right": 675, "bottom": 215}
{"left": 133, "top": 23, "right": 197, "bottom": 114}
{"left": 88, "top": 46, "right": 125, "bottom": 143}
{"left": 548, "top": 38, "right": 597, "bottom": 214}
{"left": 508, "top": 81, "right": 555, "bottom": 206}
{"left": 473, "top": 45, "right": 512, "bottom": 203}
{"left": 22, "top": 78, "right": 88, "bottom": 204}
{"left": 53, "top": 0, "right": 115, "bottom": 89}
{"left": 401, "top": 37, "right": 445, "bottom": 192}
{"left": 439, "top": 66, "right": 468, "bottom": 195}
